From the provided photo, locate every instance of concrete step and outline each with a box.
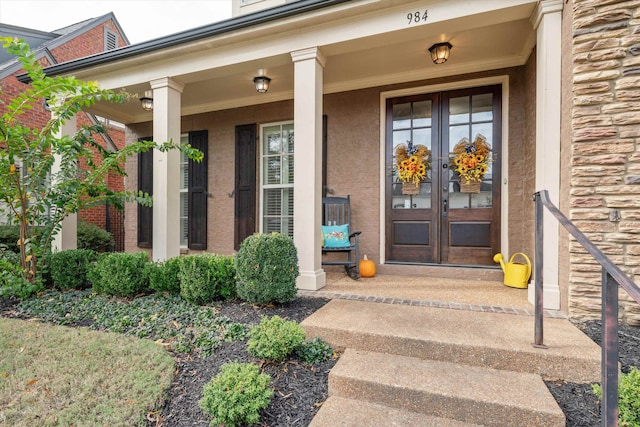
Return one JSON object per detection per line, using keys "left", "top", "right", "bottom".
{"left": 310, "top": 396, "right": 483, "bottom": 427}
{"left": 301, "top": 299, "right": 600, "bottom": 382}
{"left": 326, "top": 349, "right": 565, "bottom": 427}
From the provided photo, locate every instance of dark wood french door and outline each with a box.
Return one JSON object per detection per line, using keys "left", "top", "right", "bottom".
{"left": 385, "top": 85, "right": 502, "bottom": 266}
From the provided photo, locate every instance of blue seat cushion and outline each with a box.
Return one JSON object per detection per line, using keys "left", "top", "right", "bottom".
{"left": 322, "top": 224, "right": 350, "bottom": 248}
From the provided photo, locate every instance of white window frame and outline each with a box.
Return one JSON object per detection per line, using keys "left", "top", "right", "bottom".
{"left": 259, "top": 121, "right": 294, "bottom": 238}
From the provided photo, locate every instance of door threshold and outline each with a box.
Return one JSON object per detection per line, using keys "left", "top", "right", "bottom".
{"left": 378, "top": 262, "right": 503, "bottom": 281}
{"left": 384, "top": 261, "right": 500, "bottom": 270}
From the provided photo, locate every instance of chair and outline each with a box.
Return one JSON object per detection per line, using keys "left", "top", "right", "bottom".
{"left": 321, "top": 195, "right": 361, "bottom": 279}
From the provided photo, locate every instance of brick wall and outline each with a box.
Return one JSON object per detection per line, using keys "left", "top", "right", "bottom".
{"left": 125, "top": 67, "right": 532, "bottom": 271}
{"left": 570, "top": 0, "right": 640, "bottom": 325}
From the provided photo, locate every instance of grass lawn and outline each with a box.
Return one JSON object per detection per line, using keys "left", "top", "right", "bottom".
{"left": 0, "top": 317, "right": 174, "bottom": 427}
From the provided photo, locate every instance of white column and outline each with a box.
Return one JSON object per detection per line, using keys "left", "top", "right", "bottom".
{"left": 530, "top": 0, "right": 563, "bottom": 309}
{"left": 150, "top": 77, "right": 184, "bottom": 261}
{"left": 291, "top": 47, "right": 326, "bottom": 290}
{"left": 52, "top": 115, "right": 77, "bottom": 252}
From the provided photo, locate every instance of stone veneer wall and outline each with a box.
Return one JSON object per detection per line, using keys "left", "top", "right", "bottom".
{"left": 571, "top": 0, "right": 640, "bottom": 325}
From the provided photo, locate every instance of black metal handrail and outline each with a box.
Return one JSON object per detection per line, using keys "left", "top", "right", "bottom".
{"left": 533, "top": 190, "right": 640, "bottom": 427}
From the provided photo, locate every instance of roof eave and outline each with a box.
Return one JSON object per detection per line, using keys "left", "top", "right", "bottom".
{"left": 16, "top": 0, "right": 351, "bottom": 83}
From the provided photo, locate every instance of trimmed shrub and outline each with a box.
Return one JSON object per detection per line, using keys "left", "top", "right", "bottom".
{"left": 145, "top": 257, "right": 181, "bottom": 294}
{"left": 295, "top": 337, "right": 334, "bottom": 365}
{"left": 247, "top": 315, "right": 306, "bottom": 361}
{"left": 236, "top": 233, "right": 299, "bottom": 304}
{"left": 77, "top": 221, "right": 115, "bottom": 253}
{"left": 179, "top": 254, "right": 236, "bottom": 305}
{"left": 593, "top": 366, "right": 640, "bottom": 426}
{"left": 199, "top": 362, "right": 272, "bottom": 427}
{"left": 49, "top": 249, "right": 96, "bottom": 290}
{"left": 88, "top": 252, "right": 149, "bottom": 297}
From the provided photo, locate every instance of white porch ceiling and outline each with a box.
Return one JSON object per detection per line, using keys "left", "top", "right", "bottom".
{"left": 82, "top": 0, "right": 537, "bottom": 124}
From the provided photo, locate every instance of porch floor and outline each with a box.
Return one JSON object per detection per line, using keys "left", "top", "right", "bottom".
{"left": 302, "top": 271, "right": 547, "bottom": 316}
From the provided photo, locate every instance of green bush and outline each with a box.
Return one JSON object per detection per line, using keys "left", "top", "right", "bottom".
{"left": 145, "top": 257, "right": 181, "bottom": 294}
{"left": 88, "top": 252, "right": 149, "bottom": 297}
{"left": 0, "top": 260, "right": 43, "bottom": 300}
{"left": 179, "top": 254, "right": 236, "bottom": 305}
{"left": 77, "top": 221, "right": 115, "bottom": 253}
{"left": 0, "top": 225, "right": 42, "bottom": 254}
{"left": 49, "top": 249, "right": 96, "bottom": 290}
{"left": 199, "top": 362, "right": 272, "bottom": 427}
{"left": 0, "top": 225, "right": 20, "bottom": 253}
{"left": 247, "top": 315, "right": 306, "bottom": 361}
{"left": 0, "top": 246, "right": 43, "bottom": 299}
{"left": 295, "top": 337, "right": 334, "bottom": 365}
{"left": 593, "top": 366, "right": 640, "bottom": 426}
{"left": 236, "top": 233, "right": 299, "bottom": 304}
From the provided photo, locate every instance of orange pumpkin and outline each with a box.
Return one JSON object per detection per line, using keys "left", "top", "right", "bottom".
{"left": 359, "top": 255, "right": 376, "bottom": 278}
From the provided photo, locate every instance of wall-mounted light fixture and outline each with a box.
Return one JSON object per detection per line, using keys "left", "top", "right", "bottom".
{"left": 253, "top": 70, "right": 271, "bottom": 93}
{"left": 140, "top": 90, "right": 153, "bottom": 111}
{"left": 428, "top": 42, "right": 452, "bottom": 64}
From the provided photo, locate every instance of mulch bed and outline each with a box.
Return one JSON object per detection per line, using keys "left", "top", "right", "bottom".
{"left": 546, "top": 320, "right": 640, "bottom": 427}
{"left": 146, "top": 297, "right": 337, "bottom": 427}
{"left": 2, "top": 296, "right": 639, "bottom": 427}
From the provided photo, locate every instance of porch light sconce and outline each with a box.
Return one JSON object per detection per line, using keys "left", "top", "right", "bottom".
{"left": 428, "top": 42, "right": 452, "bottom": 64}
{"left": 253, "top": 75, "right": 271, "bottom": 93}
{"left": 140, "top": 90, "right": 153, "bottom": 111}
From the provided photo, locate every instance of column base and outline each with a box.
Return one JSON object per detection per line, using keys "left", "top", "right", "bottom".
{"left": 528, "top": 281, "right": 561, "bottom": 310}
{"left": 296, "top": 269, "right": 326, "bottom": 291}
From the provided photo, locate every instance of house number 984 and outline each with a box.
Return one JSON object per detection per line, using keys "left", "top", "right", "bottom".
{"left": 407, "top": 10, "right": 428, "bottom": 25}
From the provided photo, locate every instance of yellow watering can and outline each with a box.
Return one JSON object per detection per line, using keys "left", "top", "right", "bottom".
{"left": 493, "top": 252, "right": 531, "bottom": 289}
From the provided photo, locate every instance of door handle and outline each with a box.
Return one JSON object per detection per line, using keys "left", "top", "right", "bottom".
{"left": 443, "top": 199, "right": 448, "bottom": 217}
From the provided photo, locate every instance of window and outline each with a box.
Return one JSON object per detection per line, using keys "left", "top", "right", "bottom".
{"left": 180, "top": 134, "right": 189, "bottom": 247}
{"left": 260, "top": 122, "right": 294, "bottom": 238}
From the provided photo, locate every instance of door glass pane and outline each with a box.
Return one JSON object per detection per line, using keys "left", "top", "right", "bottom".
{"left": 448, "top": 191, "right": 469, "bottom": 209}
{"left": 449, "top": 125, "right": 469, "bottom": 151}
{"left": 393, "top": 130, "right": 411, "bottom": 147}
{"left": 413, "top": 128, "right": 431, "bottom": 151}
{"left": 472, "top": 94, "right": 493, "bottom": 121}
{"left": 471, "top": 184, "right": 493, "bottom": 208}
{"left": 449, "top": 96, "right": 469, "bottom": 124}
{"left": 392, "top": 103, "right": 411, "bottom": 129}
{"left": 413, "top": 100, "right": 432, "bottom": 127}
{"left": 472, "top": 123, "right": 493, "bottom": 144}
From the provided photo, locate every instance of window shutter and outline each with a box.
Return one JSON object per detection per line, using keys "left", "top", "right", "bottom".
{"left": 234, "top": 124, "right": 257, "bottom": 250}
{"left": 137, "top": 139, "right": 153, "bottom": 248}
{"left": 188, "top": 130, "right": 208, "bottom": 250}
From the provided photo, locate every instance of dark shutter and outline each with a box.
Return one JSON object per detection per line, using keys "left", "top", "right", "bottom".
{"left": 137, "top": 137, "right": 153, "bottom": 248}
{"left": 234, "top": 124, "right": 257, "bottom": 250}
{"left": 188, "top": 130, "right": 208, "bottom": 250}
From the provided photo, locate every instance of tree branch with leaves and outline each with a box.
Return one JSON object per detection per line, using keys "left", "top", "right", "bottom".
{"left": 0, "top": 37, "right": 202, "bottom": 296}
